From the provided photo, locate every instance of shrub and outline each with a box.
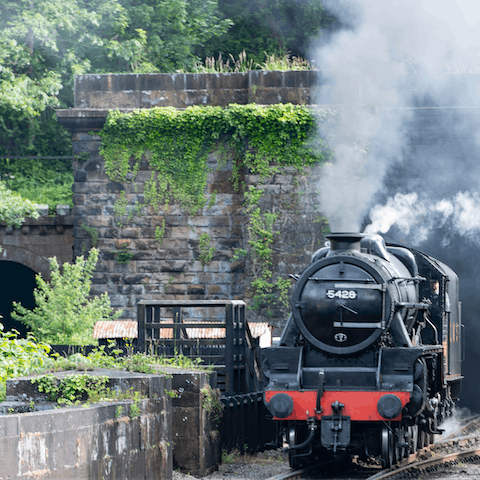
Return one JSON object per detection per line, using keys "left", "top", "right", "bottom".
{"left": 12, "top": 248, "right": 121, "bottom": 345}
{"left": 0, "top": 323, "right": 51, "bottom": 401}
{"left": 0, "top": 181, "right": 40, "bottom": 227}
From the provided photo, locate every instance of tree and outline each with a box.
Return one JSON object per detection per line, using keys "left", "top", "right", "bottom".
{"left": 12, "top": 248, "right": 121, "bottom": 345}
{"left": 118, "top": 0, "right": 232, "bottom": 72}
{"left": 0, "top": 0, "right": 231, "bottom": 157}
{"left": 200, "top": 0, "right": 339, "bottom": 63}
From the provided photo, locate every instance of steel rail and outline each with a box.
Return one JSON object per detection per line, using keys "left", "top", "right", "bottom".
{"left": 442, "top": 414, "right": 480, "bottom": 439}
{"left": 266, "top": 417, "right": 480, "bottom": 480}
{"left": 365, "top": 447, "right": 480, "bottom": 480}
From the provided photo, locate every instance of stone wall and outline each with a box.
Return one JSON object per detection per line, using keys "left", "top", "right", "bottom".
{"left": 170, "top": 371, "right": 221, "bottom": 476}
{"left": 0, "top": 209, "right": 74, "bottom": 279}
{"left": 1, "top": 368, "right": 221, "bottom": 479}
{"left": 73, "top": 71, "right": 318, "bottom": 109}
{"left": 0, "top": 370, "right": 172, "bottom": 480}
{"left": 56, "top": 72, "right": 327, "bottom": 334}
{"left": 68, "top": 137, "right": 324, "bottom": 332}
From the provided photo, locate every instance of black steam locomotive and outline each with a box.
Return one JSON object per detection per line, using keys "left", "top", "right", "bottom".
{"left": 262, "top": 233, "right": 463, "bottom": 468}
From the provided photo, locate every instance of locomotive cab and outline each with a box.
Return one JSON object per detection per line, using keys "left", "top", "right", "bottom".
{"left": 262, "top": 233, "right": 462, "bottom": 468}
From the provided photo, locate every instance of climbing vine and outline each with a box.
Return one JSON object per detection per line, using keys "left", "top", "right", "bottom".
{"left": 99, "top": 104, "right": 332, "bottom": 311}
{"left": 198, "top": 232, "right": 216, "bottom": 267}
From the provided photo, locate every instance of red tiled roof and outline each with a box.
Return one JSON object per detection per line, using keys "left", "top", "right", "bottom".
{"left": 93, "top": 320, "right": 272, "bottom": 340}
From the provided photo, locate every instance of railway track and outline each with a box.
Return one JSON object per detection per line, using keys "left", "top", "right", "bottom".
{"left": 266, "top": 415, "right": 480, "bottom": 480}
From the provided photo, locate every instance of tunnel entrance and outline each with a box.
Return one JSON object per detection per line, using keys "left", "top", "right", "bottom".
{"left": 0, "top": 261, "right": 37, "bottom": 338}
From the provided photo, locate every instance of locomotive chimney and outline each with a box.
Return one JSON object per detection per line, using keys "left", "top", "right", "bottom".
{"left": 327, "top": 233, "right": 364, "bottom": 252}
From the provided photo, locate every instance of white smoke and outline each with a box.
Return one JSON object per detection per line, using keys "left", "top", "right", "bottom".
{"left": 365, "top": 192, "right": 480, "bottom": 245}
{"left": 314, "top": 0, "right": 480, "bottom": 233}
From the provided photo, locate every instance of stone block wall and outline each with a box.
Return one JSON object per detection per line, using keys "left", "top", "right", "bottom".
{"left": 57, "top": 71, "right": 328, "bottom": 334}
{"left": 1, "top": 367, "right": 222, "bottom": 479}
{"left": 170, "top": 371, "right": 220, "bottom": 476}
{"left": 73, "top": 71, "right": 318, "bottom": 109}
{"left": 0, "top": 371, "right": 172, "bottom": 480}
{"left": 0, "top": 210, "right": 74, "bottom": 279}
{"left": 70, "top": 133, "right": 325, "bottom": 331}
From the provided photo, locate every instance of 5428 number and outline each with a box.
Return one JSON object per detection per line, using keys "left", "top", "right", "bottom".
{"left": 326, "top": 289, "right": 357, "bottom": 299}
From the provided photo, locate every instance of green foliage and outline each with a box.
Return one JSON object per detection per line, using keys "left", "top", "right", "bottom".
{"left": 191, "top": 50, "right": 314, "bottom": 73}
{"left": 200, "top": 0, "right": 339, "bottom": 64}
{"left": 100, "top": 106, "right": 226, "bottom": 214}
{"left": 32, "top": 373, "right": 110, "bottom": 405}
{"left": 0, "top": 181, "right": 41, "bottom": 227}
{"left": 12, "top": 248, "right": 121, "bottom": 345}
{"left": 113, "top": 190, "right": 129, "bottom": 226}
{"left": 1, "top": 163, "right": 73, "bottom": 213}
{"left": 119, "top": 0, "right": 232, "bottom": 73}
{"left": 155, "top": 219, "right": 166, "bottom": 245}
{"left": 100, "top": 104, "right": 326, "bottom": 209}
{"left": 244, "top": 196, "right": 292, "bottom": 310}
{"left": 129, "top": 390, "right": 142, "bottom": 418}
{"left": 116, "top": 244, "right": 134, "bottom": 264}
{"left": 198, "top": 233, "right": 215, "bottom": 267}
{"left": 200, "top": 384, "right": 223, "bottom": 423}
{"left": 80, "top": 223, "right": 99, "bottom": 251}
{"left": 261, "top": 51, "right": 313, "bottom": 71}
{"left": 191, "top": 50, "right": 254, "bottom": 73}
{"left": 207, "top": 190, "right": 218, "bottom": 209}
{"left": 0, "top": 323, "right": 51, "bottom": 401}
{"left": 100, "top": 104, "right": 331, "bottom": 312}
{"left": 0, "top": 336, "right": 213, "bottom": 403}
{"left": 0, "top": 0, "right": 231, "bottom": 158}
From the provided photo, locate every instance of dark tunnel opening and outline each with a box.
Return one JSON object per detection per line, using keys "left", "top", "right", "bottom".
{"left": 0, "top": 261, "right": 37, "bottom": 338}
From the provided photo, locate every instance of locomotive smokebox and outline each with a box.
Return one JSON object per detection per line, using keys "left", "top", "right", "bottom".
{"left": 327, "top": 233, "right": 364, "bottom": 253}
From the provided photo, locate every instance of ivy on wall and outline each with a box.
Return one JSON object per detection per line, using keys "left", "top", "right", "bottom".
{"left": 99, "top": 104, "right": 332, "bottom": 310}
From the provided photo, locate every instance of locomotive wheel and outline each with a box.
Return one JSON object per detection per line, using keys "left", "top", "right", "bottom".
{"left": 418, "top": 428, "right": 432, "bottom": 449}
{"left": 407, "top": 425, "right": 418, "bottom": 455}
{"left": 381, "top": 426, "right": 394, "bottom": 468}
{"left": 288, "top": 426, "right": 308, "bottom": 469}
{"left": 394, "top": 427, "right": 406, "bottom": 463}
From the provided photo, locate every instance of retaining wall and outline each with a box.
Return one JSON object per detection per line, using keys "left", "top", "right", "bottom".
{"left": 1, "top": 370, "right": 171, "bottom": 480}
{"left": 1, "top": 368, "right": 221, "bottom": 479}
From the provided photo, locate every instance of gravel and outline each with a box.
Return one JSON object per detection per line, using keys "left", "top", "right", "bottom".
{"left": 172, "top": 450, "right": 291, "bottom": 480}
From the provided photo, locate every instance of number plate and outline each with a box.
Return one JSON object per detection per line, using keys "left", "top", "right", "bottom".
{"left": 326, "top": 289, "right": 357, "bottom": 299}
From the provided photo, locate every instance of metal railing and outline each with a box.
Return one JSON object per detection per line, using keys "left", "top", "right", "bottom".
{"left": 136, "top": 299, "right": 264, "bottom": 395}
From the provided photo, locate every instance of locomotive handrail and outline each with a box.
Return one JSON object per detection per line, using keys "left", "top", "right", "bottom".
{"left": 395, "top": 302, "right": 430, "bottom": 310}
{"left": 333, "top": 321, "right": 383, "bottom": 329}
{"left": 333, "top": 282, "right": 385, "bottom": 290}
{"left": 389, "top": 275, "right": 426, "bottom": 283}
{"left": 308, "top": 277, "right": 376, "bottom": 283}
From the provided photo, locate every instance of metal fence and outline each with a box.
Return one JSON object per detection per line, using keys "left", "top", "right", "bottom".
{"left": 136, "top": 299, "right": 277, "bottom": 452}
{"left": 136, "top": 299, "right": 264, "bottom": 395}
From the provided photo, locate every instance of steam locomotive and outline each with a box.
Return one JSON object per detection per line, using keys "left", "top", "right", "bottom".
{"left": 262, "top": 233, "right": 463, "bottom": 468}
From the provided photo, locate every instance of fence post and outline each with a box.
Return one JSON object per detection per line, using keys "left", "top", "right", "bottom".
{"left": 137, "top": 302, "right": 146, "bottom": 353}
{"left": 225, "top": 302, "right": 234, "bottom": 395}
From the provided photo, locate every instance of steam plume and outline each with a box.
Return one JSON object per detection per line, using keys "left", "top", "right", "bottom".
{"left": 313, "top": 0, "right": 480, "bottom": 232}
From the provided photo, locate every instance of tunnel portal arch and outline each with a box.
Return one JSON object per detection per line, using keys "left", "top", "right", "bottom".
{"left": 0, "top": 246, "right": 49, "bottom": 337}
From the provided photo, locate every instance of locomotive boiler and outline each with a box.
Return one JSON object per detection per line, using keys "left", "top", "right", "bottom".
{"left": 262, "top": 233, "right": 463, "bottom": 468}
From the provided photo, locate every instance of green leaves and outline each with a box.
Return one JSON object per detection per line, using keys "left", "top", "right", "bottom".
{"left": 0, "top": 324, "right": 51, "bottom": 401}
{"left": 0, "top": 181, "right": 41, "bottom": 227}
{"left": 100, "top": 104, "right": 331, "bottom": 314}
{"left": 12, "top": 248, "right": 121, "bottom": 345}
{"left": 100, "top": 104, "right": 329, "bottom": 214}
{"left": 32, "top": 374, "right": 110, "bottom": 405}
